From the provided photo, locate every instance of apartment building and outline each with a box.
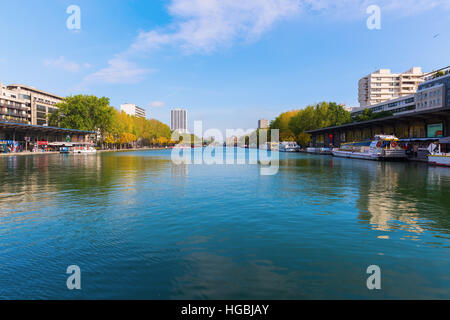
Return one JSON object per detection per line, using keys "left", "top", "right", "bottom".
{"left": 1, "top": 83, "right": 63, "bottom": 126}
{"left": 0, "top": 83, "right": 31, "bottom": 124}
{"left": 258, "top": 119, "right": 269, "bottom": 129}
{"left": 171, "top": 108, "right": 188, "bottom": 133}
{"left": 352, "top": 67, "right": 450, "bottom": 118}
{"left": 120, "top": 103, "right": 146, "bottom": 118}
{"left": 358, "top": 67, "right": 424, "bottom": 107}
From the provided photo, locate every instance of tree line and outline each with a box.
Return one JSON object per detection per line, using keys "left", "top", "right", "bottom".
{"left": 269, "top": 102, "right": 352, "bottom": 146}
{"left": 49, "top": 95, "right": 172, "bottom": 148}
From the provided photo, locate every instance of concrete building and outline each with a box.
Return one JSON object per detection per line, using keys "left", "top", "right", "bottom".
{"left": 351, "top": 94, "right": 416, "bottom": 117}
{"left": 358, "top": 67, "right": 424, "bottom": 107}
{"left": 1, "top": 82, "right": 62, "bottom": 126}
{"left": 307, "top": 68, "right": 450, "bottom": 148}
{"left": 258, "top": 119, "right": 269, "bottom": 129}
{"left": 120, "top": 103, "right": 146, "bottom": 118}
{"left": 171, "top": 108, "right": 188, "bottom": 133}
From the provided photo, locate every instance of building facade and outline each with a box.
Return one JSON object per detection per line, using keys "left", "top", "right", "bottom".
{"left": 1, "top": 82, "right": 63, "bottom": 126}
{"left": 120, "top": 103, "right": 146, "bottom": 118}
{"left": 358, "top": 67, "right": 424, "bottom": 107}
{"left": 171, "top": 109, "right": 188, "bottom": 133}
{"left": 258, "top": 119, "right": 269, "bottom": 129}
{"left": 308, "top": 67, "right": 450, "bottom": 148}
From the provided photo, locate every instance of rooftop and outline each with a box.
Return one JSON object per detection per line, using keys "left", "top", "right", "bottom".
{"left": 0, "top": 121, "right": 95, "bottom": 134}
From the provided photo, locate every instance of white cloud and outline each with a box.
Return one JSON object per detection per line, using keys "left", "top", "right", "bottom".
{"left": 85, "top": 0, "right": 450, "bottom": 84}
{"left": 129, "top": 0, "right": 302, "bottom": 54}
{"left": 44, "top": 56, "right": 90, "bottom": 73}
{"left": 299, "top": 0, "right": 450, "bottom": 18}
{"left": 83, "top": 57, "right": 153, "bottom": 84}
{"left": 149, "top": 101, "right": 165, "bottom": 107}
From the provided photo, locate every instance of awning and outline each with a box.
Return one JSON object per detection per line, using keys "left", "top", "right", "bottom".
{"left": 399, "top": 138, "right": 440, "bottom": 142}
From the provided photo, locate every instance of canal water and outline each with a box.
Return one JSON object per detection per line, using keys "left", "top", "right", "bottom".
{"left": 0, "top": 149, "right": 449, "bottom": 299}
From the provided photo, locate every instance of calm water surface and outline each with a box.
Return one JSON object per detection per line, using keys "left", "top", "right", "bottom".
{"left": 0, "top": 149, "right": 449, "bottom": 299}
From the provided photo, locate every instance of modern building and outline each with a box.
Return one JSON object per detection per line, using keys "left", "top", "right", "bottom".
{"left": 1, "top": 82, "right": 62, "bottom": 126}
{"left": 307, "top": 66, "right": 450, "bottom": 148}
{"left": 258, "top": 119, "right": 269, "bottom": 129}
{"left": 120, "top": 103, "right": 146, "bottom": 118}
{"left": 351, "top": 94, "right": 416, "bottom": 117}
{"left": 358, "top": 67, "right": 424, "bottom": 107}
{"left": 171, "top": 108, "right": 188, "bottom": 133}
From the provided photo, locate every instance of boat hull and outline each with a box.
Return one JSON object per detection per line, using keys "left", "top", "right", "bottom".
{"left": 428, "top": 155, "right": 450, "bottom": 167}
{"left": 332, "top": 149, "right": 406, "bottom": 161}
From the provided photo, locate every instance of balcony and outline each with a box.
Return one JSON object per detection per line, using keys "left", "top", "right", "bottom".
{"left": 0, "top": 103, "right": 29, "bottom": 111}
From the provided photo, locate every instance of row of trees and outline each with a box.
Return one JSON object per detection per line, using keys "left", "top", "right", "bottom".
{"left": 49, "top": 95, "right": 172, "bottom": 148}
{"left": 270, "top": 102, "right": 352, "bottom": 146}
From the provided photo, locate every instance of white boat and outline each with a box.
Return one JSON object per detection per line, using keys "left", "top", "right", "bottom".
{"left": 332, "top": 135, "right": 406, "bottom": 161}
{"left": 279, "top": 142, "right": 300, "bottom": 152}
{"left": 72, "top": 146, "right": 97, "bottom": 154}
{"left": 427, "top": 137, "right": 450, "bottom": 167}
{"left": 59, "top": 143, "right": 97, "bottom": 154}
{"left": 306, "top": 147, "right": 332, "bottom": 155}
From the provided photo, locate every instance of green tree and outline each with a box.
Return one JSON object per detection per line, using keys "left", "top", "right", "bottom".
{"left": 49, "top": 95, "right": 114, "bottom": 142}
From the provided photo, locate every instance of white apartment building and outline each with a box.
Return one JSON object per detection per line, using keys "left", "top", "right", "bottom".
{"left": 1, "top": 82, "right": 62, "bottom": 126}
{"left": 171, "top": 108, "right": 188, "bottom": 133}
{"left": 120, "top": 103, "right": 146, "bottom": 118}
{"left": 358, "top": 67, "right": 424, "bottom": 107}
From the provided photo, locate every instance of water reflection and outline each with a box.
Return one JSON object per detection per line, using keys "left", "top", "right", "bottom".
{"left": 0, "top": 151, "right": 449, "bottom": 299}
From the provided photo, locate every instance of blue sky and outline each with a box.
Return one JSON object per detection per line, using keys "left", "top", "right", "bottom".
{"left": 0, "top": 0, "right": 449, "bottom": 132}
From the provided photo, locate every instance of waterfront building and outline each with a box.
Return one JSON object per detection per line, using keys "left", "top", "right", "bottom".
{"left": 351, "top": 94, "right": 416, "bottom": 117}
{"left": 1, "top": 82, "right": 62, "bottom": 126}
{"left": 307, "top": 66, "right": 450, "bottom": 149}
{"left": 358, "top": 67, "right": 424, "bottom": 107}
{"left": 0, "top": 121, "right": 95, "bottom": 153}
{"left": 171, "top": 108, "right": 188, "bottom": 133}
{"left": 120, "top": 103, "right": 146, "bottom": 118}
{"left": 0, "top": 83, "right": 31, "bottom": 125}
{"left": 258, "top": 119, "right": 269, "bottom": 129}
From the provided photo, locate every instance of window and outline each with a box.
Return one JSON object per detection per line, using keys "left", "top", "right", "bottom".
{"left": 37, "top": 105, "right": 46, "bottom": 112}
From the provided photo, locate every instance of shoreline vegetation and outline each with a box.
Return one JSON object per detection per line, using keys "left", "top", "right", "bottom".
{"left": 17, "top": 94, "right": 398, "bottom": 153}
{"left": 0, "top": 147, "right": 170, "bottom": 157}
{"left": 48, "top": 95, "right": 174, "bottom": 149}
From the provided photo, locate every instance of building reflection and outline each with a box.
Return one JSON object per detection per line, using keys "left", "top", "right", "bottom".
{"left": 0, "top": 153, "right": 169, "bottom": 219}
{"left": 355, "top": 162, "right": 443, "bottom": 235}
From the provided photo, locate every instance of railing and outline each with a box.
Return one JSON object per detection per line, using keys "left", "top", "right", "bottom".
{"left": 0, "top": 103, "right": 29, "bottom": 111}
{"left": 0, "top": 110, "right": 30, "bottom": 117}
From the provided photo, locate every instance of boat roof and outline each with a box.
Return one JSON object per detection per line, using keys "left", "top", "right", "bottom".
{"left": 374, "top": 135, "right": 398, "bottom": 141}
{"left": 399, "top": 138, "right": 440, "bottom": 142}
{"left": 440, "top": 137, "right": 450, "bottom": 144}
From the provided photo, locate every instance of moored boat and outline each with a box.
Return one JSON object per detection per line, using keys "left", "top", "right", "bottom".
{"left": 306, "top": 147, "right": 332, "bottom": 155}
{"left": 332, "top": 135, "right": 406, "bottom": 161}
{"left": 58, "top": 142, "right": 97, "bottom": 154}
{"left": 279, "top": 142, "right": 300, "bottom": 152}
{"left": 427, "top": 137, "right": 450, "bottom": 167}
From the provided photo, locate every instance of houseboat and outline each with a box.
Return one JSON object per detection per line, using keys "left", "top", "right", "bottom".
{"left": 306, "top": 147, "right": 332, "bottom": 155}
{"left": 58, "top": 142, "right": 97, "bottom": 154}
{"left": 332, "top": 135, "right": 406, "bottom": 161}
{"left": 427, "top": 137, "right": 450, "bottom": 167}
{"left": 279, "top": 142, "right": 300, "bottom": 152}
